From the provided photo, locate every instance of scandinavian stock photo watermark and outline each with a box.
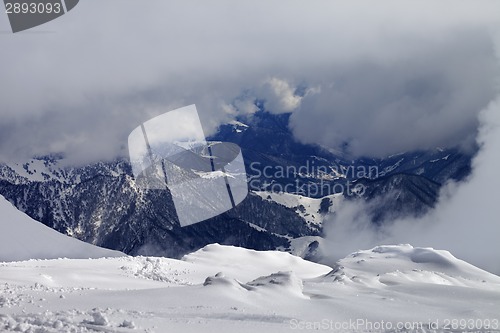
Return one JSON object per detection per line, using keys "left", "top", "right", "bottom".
{"left": 248, "top": 161, "right": 378, "bottom": 198}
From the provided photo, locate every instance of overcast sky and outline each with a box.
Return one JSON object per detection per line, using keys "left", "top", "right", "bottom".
{"left": 1, "top": 1, "right": 499, "bottom": 164}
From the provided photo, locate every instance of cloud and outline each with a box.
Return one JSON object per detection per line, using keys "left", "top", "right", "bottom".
{"left": 1, "top": 1, "right": 500, "bottom": 164}
{"left": 290, "top": 31, "right": 499, "bottom": 157}
{"left": 260, "top": 78, "right": 302, "bottom": 113}
{"left": 322, "top": 94, "right": 500, "bottom": 274}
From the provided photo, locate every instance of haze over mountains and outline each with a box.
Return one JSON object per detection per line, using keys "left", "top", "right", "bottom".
{"left": 0, "top": 111, "right": 474, "bottom": 262}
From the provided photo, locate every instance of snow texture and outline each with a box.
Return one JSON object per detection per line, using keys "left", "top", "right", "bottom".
{"left": 1, "top": 196, "right": 499, "bottom": 332}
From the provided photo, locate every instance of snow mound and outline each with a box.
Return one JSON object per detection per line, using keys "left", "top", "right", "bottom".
{"left": 120, "top": 256, "right": 193, "bottom": 284}
{"left": 0, "top": 195, "right": 123, "bottom": 262}
{"left": 247, "top": 271, "right": 305, "bottom": 297}
{"left": 203, "top": 272, "right": 252, "bottom": 291}
{"left": 203, "top": 271, "right": 306, "bottom": 298}
{"left": 322, "top": 244, "right": 500, "bottom": 287}
{"left": 182, "top": 243, "right": 331, "bottom": 281}
{"left": 372, "top": 245, "right": 456, "bottom": 268}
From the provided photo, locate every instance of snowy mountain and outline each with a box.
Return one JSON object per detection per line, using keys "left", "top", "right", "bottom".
{"left": 0, "top": 244, "right": 498, "bottom": 332}
{"left": 0, "top": 111, "right": 474, "bottom": 259}
{"left": 0, "top": 195, "right": 123, "bottom": 261}
{"left": 0, "top": 158, "right": 313, "bottom": 258}
{"left": 211, "top": 111, "right": 472, "bottom": 192}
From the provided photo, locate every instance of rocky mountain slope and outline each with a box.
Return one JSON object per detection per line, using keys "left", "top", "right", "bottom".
{"left": 0, "top": 111, "right": 474, "bottom": 258}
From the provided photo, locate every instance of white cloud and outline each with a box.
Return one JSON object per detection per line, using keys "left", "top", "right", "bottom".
{"left": 322, "top": 94, "right": 500, "bottom": 274}
{"left": 289, "top": 31, "right": 499, "bottom": 157}
{"left": 0, "top": 1, "right": 499, "bottom": 164}
{"left": 262, "top": 77, "right": 302, "bottom": 113}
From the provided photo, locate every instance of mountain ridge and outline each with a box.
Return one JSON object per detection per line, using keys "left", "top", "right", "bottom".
{"left": 0, "top": 111, "right": 474, "bottom": 259}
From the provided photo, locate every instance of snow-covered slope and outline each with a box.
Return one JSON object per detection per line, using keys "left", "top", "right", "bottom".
{"left": 0, "top": 158, "right": 317, "bottom": 258}
{"left": 254, "top": 191, "right": 342, "bottom": 225}
{"left": 0, "top": 244, "right": 498, "bottom": 333}
{"left": 0, "top": 195, "right": 123, "bottom": 262}
{"left": 322, "top": 244, "right": 500, "bottom": 287}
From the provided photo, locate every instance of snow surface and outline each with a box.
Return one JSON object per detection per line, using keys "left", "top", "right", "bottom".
{"left": 1, "top": 243, "right": 499, "bottom": 332}
{"left": 228, "top": 120, "right": 250, "bottom": 129}
{"left": 288, "top": 236, "right": 323, "bottom": 257}
{"left": 2, "top": 159, "right": 68, "bottom": 184}
{"left": 1, "top": 195, "right": 499, "bottom": 332}
{"left": 254, "top": 191, "right": 342, "bottom": 225}
{"left": 0, "top": 195, "right": 123, "bottom": 262}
